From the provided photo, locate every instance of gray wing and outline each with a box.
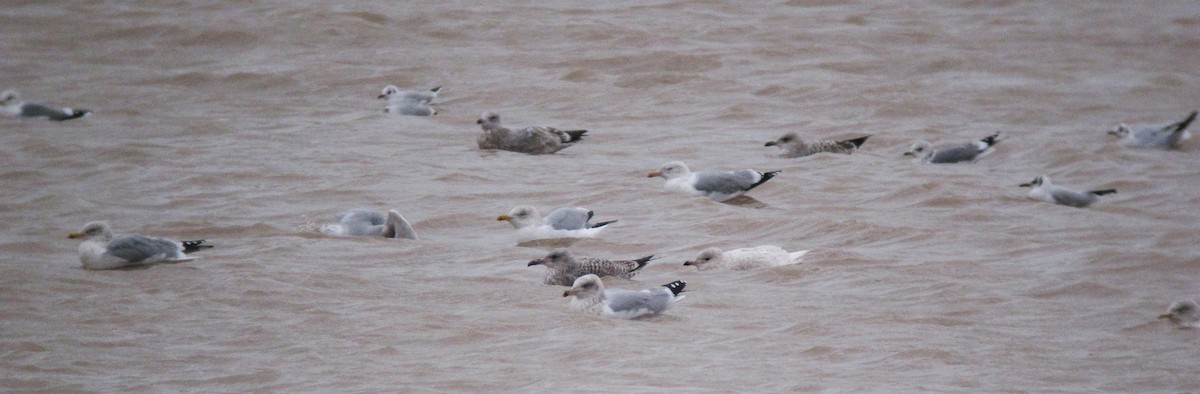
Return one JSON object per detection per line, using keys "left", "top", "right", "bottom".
{"left": 692, "top": 170, "right": 760, "bottom": 195}
{"left": 337, "top": 209, "right": 387, "bottom": 235}
{"left": 1132, "top": 128, "right": 1182, "bottom": 148}
{"left": 929, "top": 144, "right": 981, "bottom": 163}
{"left": 604, "top": 288, "right": 672, "bottom": 314}
{"left": 544, "top": 207, "right": 590, "bottom": 230}
{"left": 105, "top": 235, "right": 181, "bottom": 263}
{"left": 1049, "top": 188, "right": 1098, "bottom": 208}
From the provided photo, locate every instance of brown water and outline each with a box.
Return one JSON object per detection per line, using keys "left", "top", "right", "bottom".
{"left": 3, "top": 1, "right": 1199, "bottom": 391}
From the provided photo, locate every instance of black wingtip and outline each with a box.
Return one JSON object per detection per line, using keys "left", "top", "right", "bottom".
{"left": 632, "top": 255, "right": 655, "bottom": 270}
{"left": 1090, "top": 189, "right": 1117, "bottom": 196}
{"left": 591, "top": 220, "right": 617, "bottom": 228}
{"left": 661, "top": 280, "right": 686, "bottom": 296}
{"left": 430, "top": 86, "right": 443, "bottom": 93}
{"left": 1173, "top": 111, "right": 1198, "bottom": 133}
{"left": 843, "top": 135, "right": 870, "bottom": 148}
{"left": 181, "top": 239, "right": 213, "bottom": 253}
{"left": 980, "top": 132, "right": 1000, "bottom": 147}
{"left": 56, "top": 109, "right": 90, "bottom": 121}
{"left": 565, "top": 129, "right": 587, "bottom": 142}
{"left": 747, "top": 170, "right": 780, "bottom": 191}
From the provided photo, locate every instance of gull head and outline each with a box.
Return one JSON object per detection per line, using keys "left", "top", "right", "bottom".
{"left": 903, "top": 141, "right": 933, "bottom": 160}
{"left": 683, "top": 247, "right": 724, "bottom": 270}
{"left": 377, "top": 85, "right": 398, "bottom": 99}
{"left": 765, "top": 132, "right": 802, "bottom": 149}
{"left": 68, "top": 221, "right": 113, "bottom": 241}
{"left": 529, "top": 248, "right": 574, "bottom": 267}
{"left": 1019, "top": 175, "right": 1050, "bottom": 188}
{"left": 496, "top": 205, "right": 540, "bottom": 229}
{"left": 1107, "top": 124, "right": 1131, "bottom": 138}
{"left": 477, "top": 111, "right": 501, "bottom": 127}
{"left": 648, "top": 161, "right": 690, "bottom": 179}
{"left": 563, "top": 274, "right": 604, "bottom": 298}
{"left": 1, "top": 89, "right": 19, "bottom": 106}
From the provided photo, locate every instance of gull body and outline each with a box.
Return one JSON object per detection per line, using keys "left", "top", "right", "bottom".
{"left": 1019, "top": 175, "right": 1115, "bottom": 208}
{"left": 647, "top": 161, "right": 778, "bottom": 202}
{"left": 323, "top": 209, "right": 418, "bottom": 239}
{"left": 765, "top": 132, "right": 869, "bottom": 157}
{"left": 904, "top": 132, "right": 999, "bottom": 163}
{"left": 1108, "top": 111, "right": 1196, "bottom": 149}
{"left": 563, "top": 274, "right": 686, "bottom": 319}
{"left": 684, "top": 246, "right": 808, "bottom": 271}
{"left": 476, "top": 111, "right": 586, "bottom": 154}
{"left": 528, "top": 249, "right": 652, "bottom": 286}
{"left": 1, "top": 89, "right": 90, "bottom": 121}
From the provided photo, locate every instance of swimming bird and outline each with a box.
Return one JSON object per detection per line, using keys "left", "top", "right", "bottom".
{"left": 1, "top": 89, "right": 90, "bottom": 121}
{"left": 378, "top": 85, "right": 440, "bottom": 116}
{"left": 683, "top": 246, "right": 808, "bottom": 271}
{"left": 1018, "top": 175, "right": 1115, "bottom": 208}
{"left": 528, "top": 249, "right": 653, "bottom": 286}
{"left": 1158, "top": 299, "right": 1199, "bottom": 329}
{"left": 563, "top": 274, "right": 687, "bottom": 319}
{"left": 476, "top": 111, "right": 587, "bottom": 154}
{"left": 765, "top": 132, "right": 869, "bottom": 157}
{"left": 904, "top": 132, "right": 999, "bottom": 163}
{"left": 647, "top": 161, "right": 778, "bottom": 202}
{"left": 497, "top": 205, "right": 615, "bottom": 240}
{"left": 68, "top": 221, "right": 212, "bottom": 270}
{"left": 1108, "top": 111, "right": 1196, "bottom": 149}
{"left": 322, "top": 209, "right": 417, "bottom": 239}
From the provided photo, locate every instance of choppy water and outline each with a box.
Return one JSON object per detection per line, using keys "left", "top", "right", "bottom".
{"left": 2, "top": 1, "right": 1199, "bottom": 391}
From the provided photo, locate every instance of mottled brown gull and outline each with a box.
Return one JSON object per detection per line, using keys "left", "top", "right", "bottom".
{"left": 528, "top": 249, "right": 652, "bottom": 286}
{"left": 476, "top": 111, "right": 586, "bottom": 154}
{"left": 765, "top": 132, "right": 869, "bottom": 157}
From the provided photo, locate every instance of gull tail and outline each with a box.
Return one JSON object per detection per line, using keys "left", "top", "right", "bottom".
{"left": 1169, "top": 111, "right": 1197, "bottom": 134}
{"left": 788, "top": 250, "right": 810, "bottom": 264}
{"left": 429, "top": 86, "right": 443, "bottom": 93}
{"left": 979, "top": 132, "right": 1000, "bottom": 147}
{"left": 631, "top": 255, "right": 654, "bottom": 272}
{"left": 1089, "top": 189, "right": 1117, "bottom": 196}
{"left": 564, "top": 130, "right": 587, "bottom": 142}
{"left": 591, "top": 219, "right": 617, "bottom": 228}
{"left": 747, "top": 170, "right": 780, "bottom": 191}
{"left": 661, "top": 280, "right": 687, "bottom": 296}
{"left": 840, "top": 135, "right": 870, "bottom": 148}
{"left": 181, "top": 240, "right": 213, "bottom": 253}
{"left": 58, "top": 109, "right": 90, "bottom": 121}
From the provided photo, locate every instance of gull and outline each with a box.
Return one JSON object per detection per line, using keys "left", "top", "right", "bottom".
{"left": 377, "top": 85, "right": 441, "bottom": 104}
{"left": 68, "top": 221, "right": 212, "bottom": 270}
{"left": 1158, "top": 299, "right": 1199, "bottom": 329}
{"left": 563, "top": 274, "right": 687, "bottom": 319}
{"left": 1019, "top": 175, "right": 1115, "bottom": 208}
{"left": 647, "top": 161, "right": 778, "bottom": 202}
{"left": 683, "top": 245, "right": 808, "bottom": 271}
{"left": 496, "top": 205, "right": 615, "bottom": 240}
{"left": 528, "top": 249, "right": 653, "bottom": 286}
{"left": 1, "top": 89, "right": 90, "bottom": 121}
{"left": 1108, "top": 111, "right": 1197, "bottom": 149}
{"left": 378, "top": 85, "right": 440, "bottom": 116}
{"left": 321, "top": 209, "right": 417, "bottom": 239}
{"left": 904, "top": 132, "right": 999, "bottom": 163}
{"left": 476, "top": 111, "right": 586, "bottom": 154}
{"left": 765, "top": 132, "right": 870, "bottom": 157}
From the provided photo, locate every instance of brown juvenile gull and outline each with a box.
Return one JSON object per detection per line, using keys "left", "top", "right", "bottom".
{"left": 683, "top": 245, "right": 808, "bottom": 271}
{"left": 1108, "top": 111, "right": 1196, "bottom": 149}
{"left": 1018, "top": 175, "right": 1115, "bottom": 208}
{"left": 563, "top": 274, "right": 686, "bottom": 319}
{"left": 903, "top": 132, "right": 999, "bottom": 163}
{"left": 321, "top": 209, "right": 417, "bottom": 239}
{"left": 1159, "top": 299, "right": 1200, "bottom": 329}
{"left": 528, "top": 249, "right": 653, "bottom": 286}
{"left": 476, "top": 111, "right": 587, "bottom": 154}
{"left": 764, "top": 132, "right": 870, "bottom": 157}
{"left": 1, "top": 89, "right": 90, "bottom": 121}
{"left": 68, "top": 221, "right": 212, "bottom": 270}
{"left": 647, "top": 161, "right": 778, "bottom": 202}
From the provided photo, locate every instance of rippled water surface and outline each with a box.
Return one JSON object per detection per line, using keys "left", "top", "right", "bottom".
{"left": 2, "top": 1, "right": 1199, "bottom": 391}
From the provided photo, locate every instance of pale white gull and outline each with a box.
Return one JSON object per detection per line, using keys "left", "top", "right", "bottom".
{"left": 1018, "top": 175, "right": 1115, "bottom": 208}
{"left": 321, "top": 209, "right": 417, "bottom": 239}
{"left": 68, "top": 221, "right": 212, "bottom": 270}
{"left": 476, "top": 111, "right": 586, "bottom": 154}
{"left": 496, "top": 205, "right": 614, "bottom": 241}
{"left": 647, "top": 161, "right": 778, "bottom": 202}
{"left": 528, "top": 249, "right": 652, "bottom": 286}
{"left": 563, "top": 274, "right": 686, "bottom": 319}
{"left": 377, "top": 85, "right": 440, "bottom": 116}
{"left": 2, "top": 89, "right": 90, "bottom": 121}
{"left": 904, "top": 132, "right": 999, "bottom": 163}
{"left": 684, "top": 245, "right": 808, "bottom": 271}
{"left": 1108, "top": 111, "right": 1196, "bottom": 149}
